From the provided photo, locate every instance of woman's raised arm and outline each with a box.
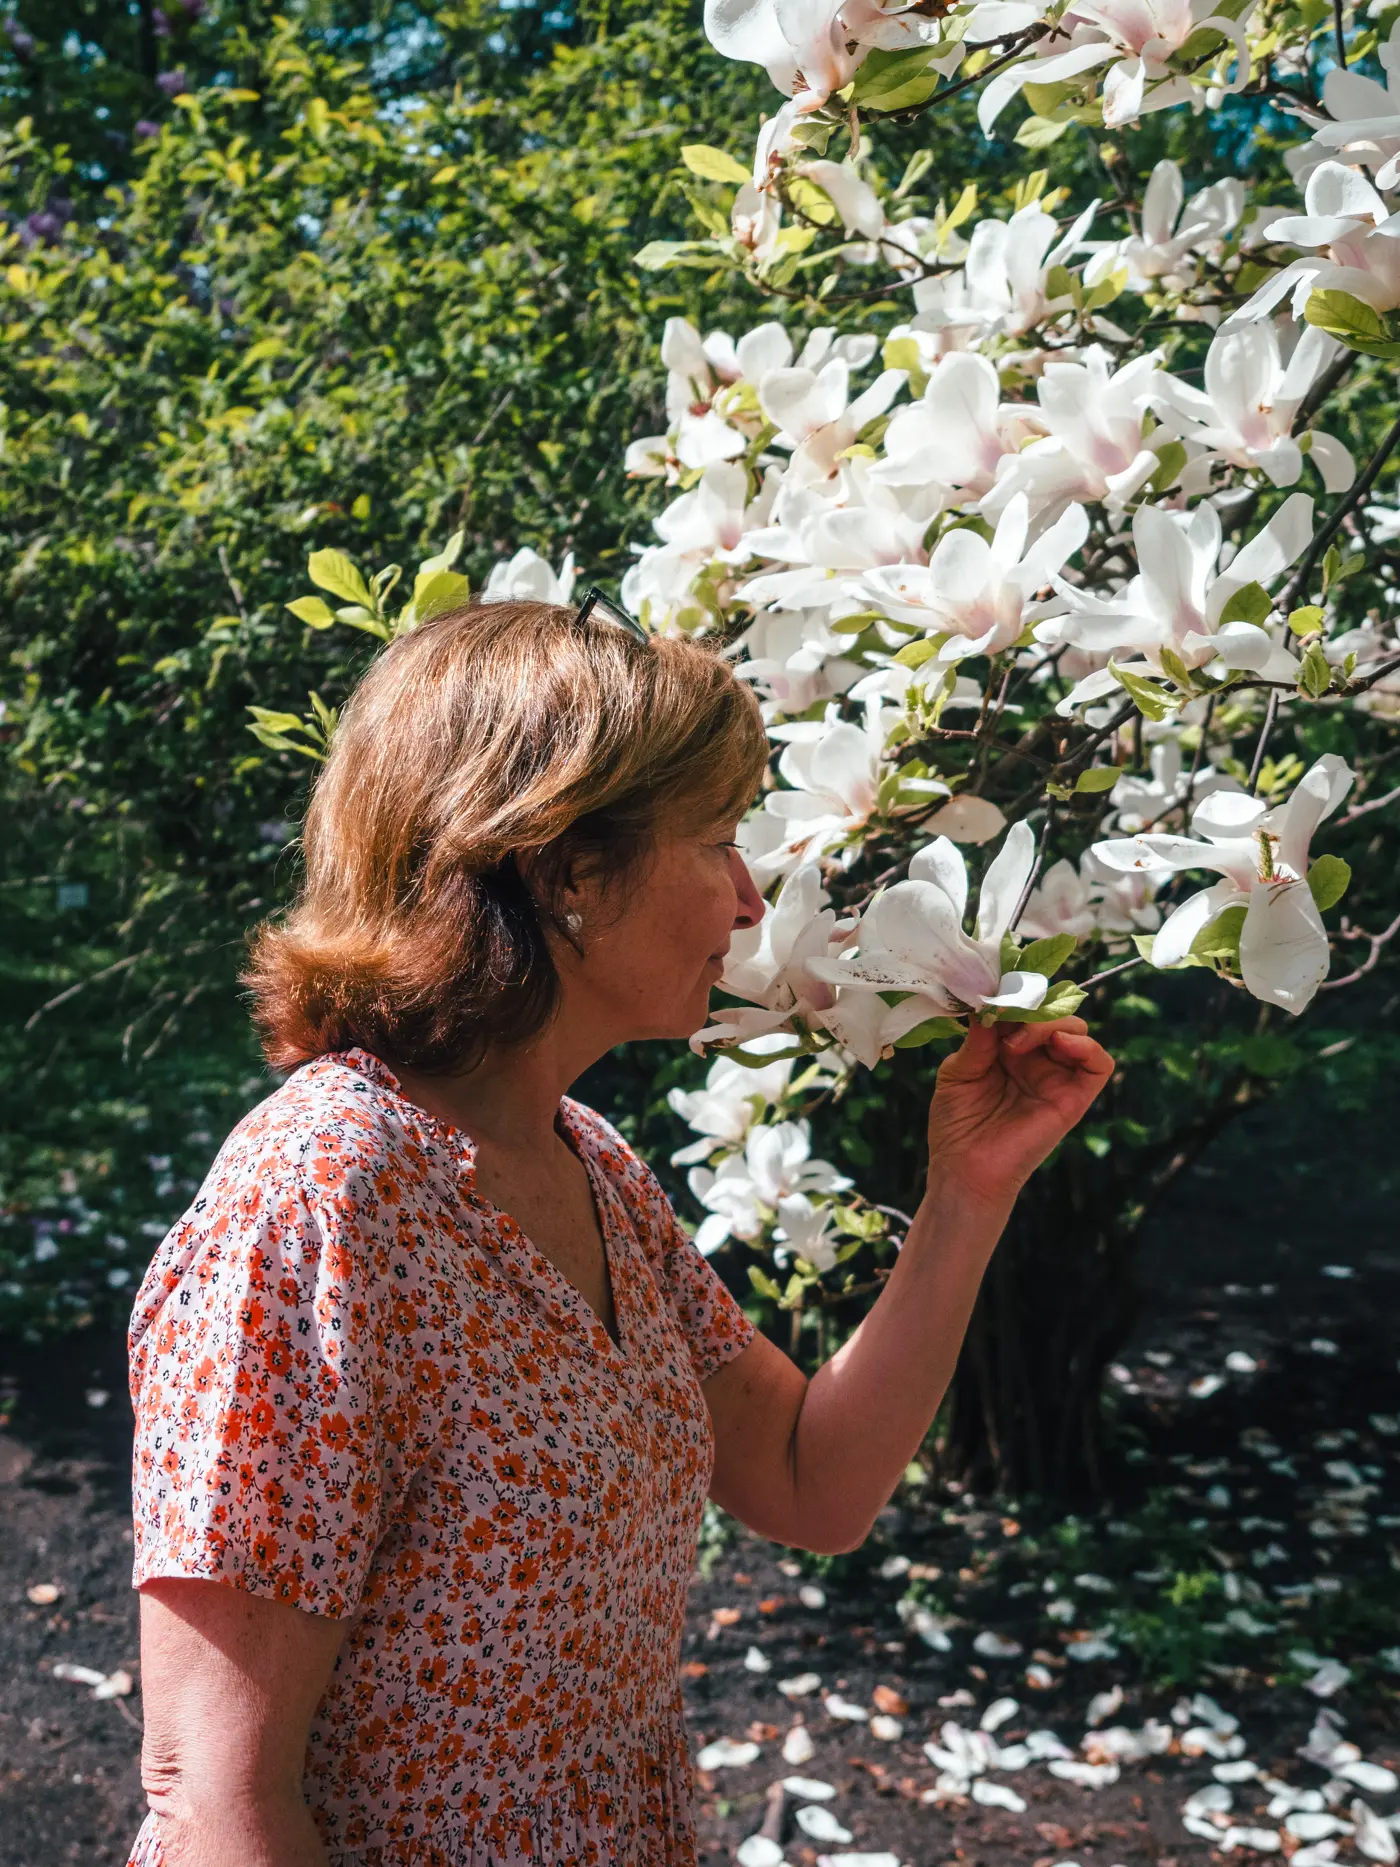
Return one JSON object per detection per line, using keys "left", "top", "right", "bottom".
{"left": 137, "top": 1578, "right": 349, "bottom": 1867}
{"left": 703, "top": 1017, "right": 1114, "bottom": 1555}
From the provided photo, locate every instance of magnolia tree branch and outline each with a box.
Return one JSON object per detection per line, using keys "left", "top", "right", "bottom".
{"left": 1320, "top": 908, "right": 1400, "bottom": 989}
{"left": 1280, "top": 407, "right": 1400, "bottom": 612}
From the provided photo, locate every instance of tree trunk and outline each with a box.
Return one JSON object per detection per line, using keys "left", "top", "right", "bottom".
{"left": 939, "top": 1147, "right": 1139, "bottom": 1502}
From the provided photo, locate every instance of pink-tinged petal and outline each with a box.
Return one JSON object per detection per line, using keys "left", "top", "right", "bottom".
{"left": 1239, "top": 880, "right": 1331, "bottom": 1014}
{"left": 977, "top": 819, "right": 1037, "bottom": 946}
{"left": 924, "top": 796, "right": 1008, "bottom": 846}
{"left": 1151, "top": 881, "right": 1239, "bottom": 968}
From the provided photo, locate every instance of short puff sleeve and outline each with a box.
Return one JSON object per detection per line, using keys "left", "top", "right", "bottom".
{"left": 129, "top": 1121, "right": 418, "bottom": 1617}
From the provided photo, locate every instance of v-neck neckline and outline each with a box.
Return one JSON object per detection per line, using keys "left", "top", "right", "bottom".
{"left": 339, "top": 1049, "right": 631, "bottom": 1365}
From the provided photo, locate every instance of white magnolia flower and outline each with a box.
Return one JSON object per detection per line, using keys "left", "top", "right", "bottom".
{"left": 773, "top": 1192, "right": 844, "bottom": 1271}
{"left": 668, "top": 1035, "right": 811, "bottom": 1165}
{"left": 875, "top": 352, "right": 1041, "bottom": 499}
{"left": 1091, "top": 754, "right": 1355, "bottom": 1013}
{"left": 740, "top": 473, "right": 938, "bottom": 618}
{"left": 1150, "top": 319, "right": 1355, "bottom": 492}
{"left": 704, "top": 0, "right": 943, "bottom": 111}
{"left": 860, "top": 495, "right": 1089, "bottom": 662}
{"left": 758, "top": 353, "right": 907, "bottom": 484}
{"left": 691, "top": 863, "right": 856, "bottom": 1046}
{"left": 759, "top": 699, "right": 899, "bottom": 873}
{"left": 1228, "top": 162, "right": 1400, "bottom": 324}
{"left": 687, "top": 1119, "right": 851, "bottom": 1254}
{"left": 1308, "top": 21, "right": 1400, "bottom": 189}
{"left": 1041, "top": 493, "right": 1314, "bottom": 701}
{"left": 810, "top": 822, "right": 1054, "bottom": 1018}
{"left": 733, "top": 608, "right": 863, "bottom": 718}
{"left": 1083, "top": 847, "right": 1166, "bottom": 934}
{"left": 960, "top": 199, "right": 1099, "bottom": 337}
{"left": 623, "top": 462, "right": 778, "bottom": 627}
{"left": 1102, "top": 158, "right": 1245, "bottom": 292}
{"left": 979, "top": 0, "right": 1250, "bottom": 135}
{"left": 1018, "top": 856, "right": 1100, "bottom": 939}
{"left": 981, "top": 347, "right": 1165, "bottom": 524}
{"left": 1108, "top": 738, "right": 1242, "bottom": 830}
{"left": 482, "top": 547, "right": 577, "bottom": 605}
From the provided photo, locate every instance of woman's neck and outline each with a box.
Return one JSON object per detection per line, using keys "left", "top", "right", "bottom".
{"left": 392, "top": 1025, "right": 596, "bottom": 1157}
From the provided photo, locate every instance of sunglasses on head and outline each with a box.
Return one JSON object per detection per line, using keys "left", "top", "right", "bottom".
{"left": 574, "top": 586, "right": 648, "bottom": 644}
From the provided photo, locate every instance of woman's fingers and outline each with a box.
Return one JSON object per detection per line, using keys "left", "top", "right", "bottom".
{"left": 1000, "top": 1016, "right": 1088, "bottom": 1054}
{"left": 1048, "top": 1030, "right": 1115, "bottom": 1074}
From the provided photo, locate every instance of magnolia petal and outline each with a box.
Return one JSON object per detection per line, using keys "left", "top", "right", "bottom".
{"left": 982, "top": 969, "right": 1050, "bottom": 1010}
{"left": 1152, "top": 881, "right": 1239, "bottom": 969}
{"left": 1308, "top": 431, "right": 1357, "bottom": 493}
{"left": 924, "top": 795, "right": 1009, "bottom": 846}
{"left": 1239, "top": 878, "right": 1331, "bottom": 1014}
{"left": 977, "top": 819, "right": 1037, "bottom": 946}
{"left": 909, "top": 835, "right": 971, "bottom": 918}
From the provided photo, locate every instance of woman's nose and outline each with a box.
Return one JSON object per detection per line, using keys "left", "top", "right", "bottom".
{"left": 730, "top": 851, "right": 766, "bottom": 930}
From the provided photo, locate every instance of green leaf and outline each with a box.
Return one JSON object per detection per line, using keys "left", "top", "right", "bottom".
{"left": 1237, "top": 1032, "right": 1301, "bottom": 1077}
{"left": 997, "top": 979, "right": 1088, "bottom": 1023}
{"left": 1148, "top": 440, "right": 1187, "bottom": 493}
{"left": 633, "top": 239, "right": 718, "bottom": 271}
{"left": 1015, "top": 115, "right": 1073, "bottom": 149}
{"left": 307, "top": 548, "right": 374, "bottom": 609}
{"left": 1074, "top": 765, "right": 1123, "bottom": 794}
{"left": 1304, "top": 287, "right": 1400, "bottom": 359}
{"left": 1108, "top": 660, "right": 1175, "bottom": 722}
{"left": 747, "top": 1266, "right": 783, "bottom": 1303}
{"left": 1217, "top": 581, "right": 1272, "bottom": 629}
{"left": 1288, "top": 605, "right": 1325, "bottom": 637}
{"left": 407, "top": 568, "right": 472, "bottom": 625}
{"left": 1189, "top": 903, "right": 1247, "bottom": 963}
{"left": 850, "top": 45, "right": 947, "bottom": 111}
{"left": 893, "top": 636, "right": 939, "bottom": 669}
{"left": 286, "top": 595, "right": 335, "bottom": 628}
{"left": 1132, "top": 932, "right": 1157, "bottom": 963}
{"left": 679, "top": 144, "right": 750, "bottom": 184}
{"left": 893, "top": 1016, "right": 965, "bottom": 1048}
{"left": 1020, "top": 933, "right": 1078, "bottom": 977}
{"left": 1297, "top": 640, "right": 1332, "bottom": 698}
{"left": 1307, "top": 852, "right": 1351, "bottom": 911}
{"left": 245, "top": 706, "right": 307, "bottom": 735}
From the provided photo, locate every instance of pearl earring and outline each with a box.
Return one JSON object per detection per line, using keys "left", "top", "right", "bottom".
{"left": 563, "top": 911, "right": 583, "bottom": 935}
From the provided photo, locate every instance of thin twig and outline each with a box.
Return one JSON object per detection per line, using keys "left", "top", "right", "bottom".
{"left": 1339, "top": 779, "right": 1400, "bottom": 825}
{"left": 1246, "top": 689, "right": 1280, "bottom": 795}
{"left": 1010, "top": 806, "right": 1055, "bottom": 933}
{"left": 1333, "top": 0, "right": 1347, "bottom": 68}
{"left": 1320, "top": 908, "right": 1400, "bottom": 989}
{"left": 1085, "top": 953, "right": 1145, "bottom": 986}
{"left": 1279, "top": 408, "right": 1400, "bottom": 612}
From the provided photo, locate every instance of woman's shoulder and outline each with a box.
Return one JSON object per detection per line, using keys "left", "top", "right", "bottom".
{"left": 130, "top": 1052, "right": 454, "bottom": 1344}
{"left": 208, "top": 1048, "right": 449, "bottom": 1195}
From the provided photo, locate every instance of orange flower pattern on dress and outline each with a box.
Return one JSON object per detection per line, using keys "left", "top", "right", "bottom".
{"left": 124, "top": 1048, "right": 754, "bottom": 1867}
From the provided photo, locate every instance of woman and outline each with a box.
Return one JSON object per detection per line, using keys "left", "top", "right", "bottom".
{"left": 127, "top": 597, "right": 1113, "bottom": 1867}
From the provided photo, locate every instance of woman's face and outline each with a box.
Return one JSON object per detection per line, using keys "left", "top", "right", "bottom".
{"left": 561, "top": 815, "right": 767, "bottom": 1045}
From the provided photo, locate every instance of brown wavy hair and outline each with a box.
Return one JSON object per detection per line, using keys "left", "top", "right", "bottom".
{"left": 245, "top": 600, "right": 770, "bottom": 1074}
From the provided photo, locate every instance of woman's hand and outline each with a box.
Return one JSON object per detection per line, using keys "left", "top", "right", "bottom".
{"left": 926, "top": 1015, "right": 1114, "bottom": 1206}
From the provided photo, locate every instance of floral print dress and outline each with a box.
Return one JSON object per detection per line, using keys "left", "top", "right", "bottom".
{"left": 125, "top": 1047, "right": 755, "bottom": 1867}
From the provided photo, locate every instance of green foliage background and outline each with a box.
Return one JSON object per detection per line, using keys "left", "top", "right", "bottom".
{"left": 2, "top": 0, "right": 1395, "bottom": 1434}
